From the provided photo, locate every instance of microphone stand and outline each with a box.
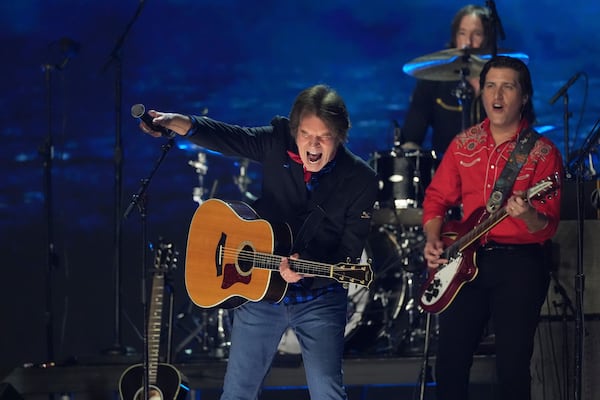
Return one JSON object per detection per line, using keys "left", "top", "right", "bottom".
{"left": 101, "top": 0, "right": 147, "bottom": 357}
{"left": 124, "top": 138, "right": 176, "bottom": 400}
{"left": 40, "top": 61, "right": 59, "bottom": 366}
{"left": 39, "top": 41, "right": 78, "bottom": 366}
{"left": 417, "top": 312, "right": 433, "bottom": 400}
{"left": 565, "top": 119, "right": 600, "bottom": 400}
{"left": 486, "top": 0, "right": 506, "bottom": 57}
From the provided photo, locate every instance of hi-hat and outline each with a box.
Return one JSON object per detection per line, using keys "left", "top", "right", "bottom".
{"left": 402, "top": 48, "right": 529, "bottom": 81}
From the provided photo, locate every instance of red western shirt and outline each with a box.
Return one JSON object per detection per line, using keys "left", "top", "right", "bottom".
{"left": 423, "top": 118, "right": 563, "bottom": 245}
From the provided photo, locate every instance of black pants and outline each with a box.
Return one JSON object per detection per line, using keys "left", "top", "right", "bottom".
{"left": 434, "top": 243, "right": 551, "bottom": 400}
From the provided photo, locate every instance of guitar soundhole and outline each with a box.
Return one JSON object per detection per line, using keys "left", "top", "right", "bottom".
{"left": 134, "top": 386, "right": 163, "bottom": 400}
{"left": 238, "top": 244, "right": 254, "bottom": 274}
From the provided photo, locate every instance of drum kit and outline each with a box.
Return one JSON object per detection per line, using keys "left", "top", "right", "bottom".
{"left": 173, "top": 46, "right": 527, "bottom": 361}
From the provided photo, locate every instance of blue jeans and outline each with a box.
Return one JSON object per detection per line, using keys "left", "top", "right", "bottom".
{"left": 220, "top": 288, "right": 348, "bottom": 400}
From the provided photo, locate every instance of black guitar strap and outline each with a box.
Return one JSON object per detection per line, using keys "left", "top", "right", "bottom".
{"left": 486, "top": 127, "right": 541, "bottom": 212}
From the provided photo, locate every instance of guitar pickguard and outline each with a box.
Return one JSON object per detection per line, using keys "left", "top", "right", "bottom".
{"left": 421, "top": 255, "right": 463, "bottom": 306}
{"left": 222, "top": 263, "right": 252, "bottom": 289}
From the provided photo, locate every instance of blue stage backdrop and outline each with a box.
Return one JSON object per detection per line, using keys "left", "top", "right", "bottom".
{"left": 0, "top": 0, "right": 598, "bottom": 378}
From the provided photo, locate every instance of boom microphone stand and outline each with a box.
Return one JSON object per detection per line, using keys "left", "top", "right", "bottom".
{"left": 566, "top": 119, "right": 600, "bottom": 400}
{"left": 101, "top": 0, "right": 147, "bottom": 356}
{"left": 40, "top": 37, "right": 79, "bottom": 364}
{"left": 124, "top": 138, "right": 177, "bottom": 399}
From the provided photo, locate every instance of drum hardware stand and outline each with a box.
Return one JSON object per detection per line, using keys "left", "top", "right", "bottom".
{"left": 451, "top": 65, "right": 475, "bottom": 132}
{"left": 174, "top": 306, "right": 232, "bottom": 360}
{"left": 234, "top": 158, "right": 257, "bottom": 201}
{"left": 189, "top": 151, "right": 209, "bottom": 205}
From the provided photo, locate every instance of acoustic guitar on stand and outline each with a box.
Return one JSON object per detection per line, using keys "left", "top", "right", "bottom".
{"left": 119, "top": 240, "right": 189, "bottom": 400}
{"left": 185, "top": 198, "right": 374, "bottom": 309}
{"left": 419, "top": 173, "right": 560, "bottom": 314}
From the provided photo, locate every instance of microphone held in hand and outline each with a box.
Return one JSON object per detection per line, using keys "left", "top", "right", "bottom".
{"left": 548, "top": 72, "right": 583, "bottom": 105}
{"left": 131, "top": 103, "right": 176, "bottom": 138}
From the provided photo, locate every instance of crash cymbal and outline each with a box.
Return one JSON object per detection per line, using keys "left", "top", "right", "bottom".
{"left": 402, "top": 48, "right": 529, "bottom": 81}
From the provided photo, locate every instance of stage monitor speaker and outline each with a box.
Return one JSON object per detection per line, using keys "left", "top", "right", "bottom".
{"left": 531, "top": 318, "right": 599, "bottom": 400}
{"left": 543, "top": 220, "right": 600, "bottom": 316}
{"left": 560, "top": 179, "right": 599, "bottom": 220}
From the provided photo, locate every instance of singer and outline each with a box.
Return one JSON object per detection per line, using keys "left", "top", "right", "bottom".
{"left": 137, "top": 84, "right": 378, "bottom": 400}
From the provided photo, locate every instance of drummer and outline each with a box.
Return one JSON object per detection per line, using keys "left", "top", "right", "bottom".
{"left": 401, "top": 5, "right": 493, "bottom": 156}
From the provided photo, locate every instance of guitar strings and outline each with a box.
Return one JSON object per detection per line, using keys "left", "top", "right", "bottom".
{"left": 218, "top": 247, "right": 367, "bottom": 282}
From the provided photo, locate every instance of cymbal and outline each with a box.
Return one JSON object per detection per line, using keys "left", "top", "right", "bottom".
{"left": 402, "top": 48, "right": 529, "bottom": 81}
{"left": 372, "top": 207, "right": 423, "bottom": 226}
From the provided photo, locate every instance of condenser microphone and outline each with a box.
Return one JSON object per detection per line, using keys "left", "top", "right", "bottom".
{"left": 131, "top": 103, "right": 175, "bottom": 138}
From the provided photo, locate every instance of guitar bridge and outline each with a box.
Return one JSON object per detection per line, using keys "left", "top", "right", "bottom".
{"left": 215, "top": 232, "right": 226, "bottom": 276}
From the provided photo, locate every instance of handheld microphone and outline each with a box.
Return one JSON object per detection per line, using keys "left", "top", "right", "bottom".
{"left": 131, "top": 103, "right": 176, "bottom": 138}
{"left": 548, "top": 72, "right": 583, "bottom": 105}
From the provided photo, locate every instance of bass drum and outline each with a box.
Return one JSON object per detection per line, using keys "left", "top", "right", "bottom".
{"left": 276, "top": 227, "right": 408, "bottom": 356}
{"left": 344, "top": 227, "right": 409, "bottom": 355}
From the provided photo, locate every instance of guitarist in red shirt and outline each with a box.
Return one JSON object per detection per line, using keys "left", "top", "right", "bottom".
{"left": 422, "top": 56, "right": 563, "bottom": 400}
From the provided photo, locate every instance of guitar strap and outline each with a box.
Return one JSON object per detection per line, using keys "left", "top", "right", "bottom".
{"left": 486, "top": 127, "right": 541, "bottom": 212}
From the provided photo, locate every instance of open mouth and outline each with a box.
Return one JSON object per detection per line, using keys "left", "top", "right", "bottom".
{"left": 307, "top": 151, "right": 322, "bottom": 163}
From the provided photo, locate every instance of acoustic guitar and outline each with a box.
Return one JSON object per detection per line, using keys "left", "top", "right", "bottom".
{"left": 185, "top": 198, "right": 373, "bottom": 309}
{"left": 119, "top": 241, "right": 189, "bottom": 400}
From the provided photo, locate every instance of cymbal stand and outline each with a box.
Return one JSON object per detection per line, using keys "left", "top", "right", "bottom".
{"left": 451, "top": 65, "right": 475, "bottom": 132}
{"left": 189, "top": 151, "right": 208, "bottom": 205}
{"left": 234, "top": 158, "right": 257, "bottom": 201}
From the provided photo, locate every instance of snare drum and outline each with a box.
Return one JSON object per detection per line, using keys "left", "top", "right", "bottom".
{"left": 371, "top": 149, "right": 437, "bottom": 213}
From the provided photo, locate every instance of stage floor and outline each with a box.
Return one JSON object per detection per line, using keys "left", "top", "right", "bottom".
{"left": 2, "top": 354, "right": 497, "bottom": 400}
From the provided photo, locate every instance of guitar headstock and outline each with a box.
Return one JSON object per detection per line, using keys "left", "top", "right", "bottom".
{"left": 527, "top": 173, "right": 561, "bottom": 203}
{"left": 332, "top": 261, "right": 374, "bottom": 288}
{"left": 152, "top": 239, "right": 178, "bottom": 272}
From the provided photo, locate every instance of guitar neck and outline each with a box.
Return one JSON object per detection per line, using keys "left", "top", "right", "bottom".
{"left": 147, "top": 271, "right": 165, "bottom": 385}
{"left": 255, "top": 252, "right": 334, "bottom": 277}
{"left": 220, "top": 245, "right": 367, "bottom": 284}
{"left": 447, "top": 174, "right": 558, "bottom": 255}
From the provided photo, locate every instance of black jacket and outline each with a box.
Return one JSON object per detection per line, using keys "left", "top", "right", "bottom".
{"left": 187, "top": 115, "right": 378, "bottom": 287}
